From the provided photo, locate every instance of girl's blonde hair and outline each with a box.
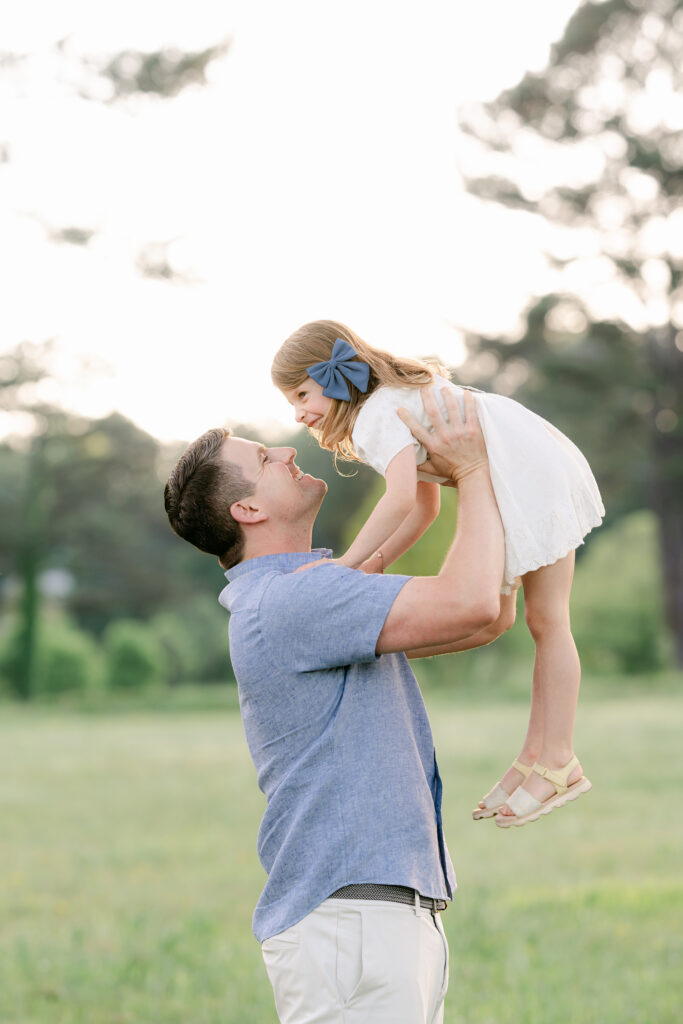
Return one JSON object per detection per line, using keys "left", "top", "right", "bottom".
{"left": 271, "top": 320, "right": 450, "bottom": 461}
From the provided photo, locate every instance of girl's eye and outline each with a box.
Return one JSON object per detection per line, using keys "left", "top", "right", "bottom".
{"left": 297, "top": 391, "right": 307, "bottom": 400}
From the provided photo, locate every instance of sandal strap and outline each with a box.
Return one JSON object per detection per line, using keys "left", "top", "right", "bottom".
{"left": 505, "top": 785, "right": 541, "bottom": 817}
{"left": 481, "top": 782, "right": 511, "bottom": 810}
{"left": 511, "top": 758, "right": 533, "bottom": 778}
{"left": 532, "top": 754, "right": 580, "bottom": 795}
{"left": 481, "top": 761, "right": 533, "bottom": 809}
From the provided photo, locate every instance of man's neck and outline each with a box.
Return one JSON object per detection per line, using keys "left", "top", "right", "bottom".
{"left": 241, "top": 526, "right": 313, "bottom": 562}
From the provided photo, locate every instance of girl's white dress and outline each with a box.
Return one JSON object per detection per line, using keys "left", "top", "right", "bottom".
{"left": 351, "top": 376, "right": 605, "bottom": 593}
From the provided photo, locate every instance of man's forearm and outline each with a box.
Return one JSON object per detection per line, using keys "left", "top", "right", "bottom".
{"left": 440, "top": 468, "right": 504, "bottom": 605}
{"left": 376, "top": 467, "right": 505, "bottom": 653}
{"left": 376, "top": 389, "right": 506, "bottom": 654}
{"left": 406, "top": 591, "right": 516, "bottom": 659}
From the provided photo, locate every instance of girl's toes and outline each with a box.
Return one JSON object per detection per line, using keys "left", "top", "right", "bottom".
{"left": 497, "top": 803, "right": 513, "bottom": 817}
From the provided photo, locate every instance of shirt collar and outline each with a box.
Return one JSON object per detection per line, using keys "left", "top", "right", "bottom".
{"left": 225, "top": 549, "right": 333, "bottom": 583}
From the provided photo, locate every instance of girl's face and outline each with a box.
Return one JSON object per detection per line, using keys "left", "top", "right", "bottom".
{"left": 282, "top": 377, "right": 333, "bottom": 429}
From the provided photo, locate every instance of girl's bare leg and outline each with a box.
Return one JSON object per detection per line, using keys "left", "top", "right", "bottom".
{"left": 475, "top": 589, "right": 538, "bottom": 811}
{"left": 498, "top": 551, "right": 583, "bottom": 816}
{"left": 491, "top": 658, "right": 545, "bottom": 803}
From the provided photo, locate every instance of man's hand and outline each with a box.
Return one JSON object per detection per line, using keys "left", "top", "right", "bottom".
{"left": 398, "top": 388, "right": 488, "bottom": 485}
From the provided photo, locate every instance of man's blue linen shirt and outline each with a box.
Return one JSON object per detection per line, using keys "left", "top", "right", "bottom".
{"left": 218, "top": 549, "right": 456, "bottom": 942}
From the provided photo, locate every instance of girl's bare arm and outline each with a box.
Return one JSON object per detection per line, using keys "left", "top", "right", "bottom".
{"left": 337, "top": 446, "right": 418, "bottom": 569}
{"left": 358, "top": 480, "right": 440, "bottom": 572}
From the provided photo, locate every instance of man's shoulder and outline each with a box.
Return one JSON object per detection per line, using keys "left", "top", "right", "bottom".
{"left": 219, "top": 567, "right": 284, "bottom": 614}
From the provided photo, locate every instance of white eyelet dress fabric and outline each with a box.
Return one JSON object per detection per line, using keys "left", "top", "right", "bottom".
{"left": 351, "top": 377, "right": 605, "bottom": 594}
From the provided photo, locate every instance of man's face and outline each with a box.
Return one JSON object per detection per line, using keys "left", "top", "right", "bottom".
{"left": 221, "top": 437, "right": 327, "bottom": 525}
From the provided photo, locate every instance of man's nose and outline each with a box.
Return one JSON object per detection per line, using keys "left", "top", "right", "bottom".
{"left": 272, "top": 447, "right": 297, "bottom": 462}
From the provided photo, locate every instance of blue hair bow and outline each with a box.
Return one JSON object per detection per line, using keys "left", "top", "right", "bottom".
{"left": 307, "top": 338, "right": 370, "bottom": 401}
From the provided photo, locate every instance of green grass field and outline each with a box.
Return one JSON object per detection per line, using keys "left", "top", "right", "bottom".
{"left": 1, "top": 690, "right": 682, "bottom": 1024}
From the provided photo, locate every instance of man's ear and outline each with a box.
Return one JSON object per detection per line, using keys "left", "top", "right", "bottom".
{"left": 230, "top": 498, "right": 268, "bottom": 525}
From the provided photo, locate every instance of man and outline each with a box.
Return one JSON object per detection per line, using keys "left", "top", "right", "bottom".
{"left": 164, "top": 389, "right": 508, "bottom": 1024}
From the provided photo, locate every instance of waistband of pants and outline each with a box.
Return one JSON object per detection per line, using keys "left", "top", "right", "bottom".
{"left": 329, "top": 883, "right": 448, "bottom": 914}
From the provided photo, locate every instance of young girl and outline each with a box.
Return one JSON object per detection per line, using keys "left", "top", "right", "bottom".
{"left": 271, "top": 320, "right": 604, "bottom": 828}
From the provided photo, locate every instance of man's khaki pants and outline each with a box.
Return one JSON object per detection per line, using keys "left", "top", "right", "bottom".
{"left": 261, "top": 896, "right": 449, "bottom": 1023}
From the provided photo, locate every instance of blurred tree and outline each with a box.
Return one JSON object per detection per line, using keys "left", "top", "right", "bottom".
{"left": 0, "top": 351, "right": 376, "bottom": 697}
{"left": 104, "top": 619, "right": 165, "bottom": 691}
{"left": 79, "top": 41, "right": 230, "bottom": 102}
{"left": 0, "top": 612, "right": 103, "bottom": 697}
{"left": 459, "top": 0, "right": 683, "bottom": 664}
{"left": 0, "top": 345, "right": 216, "bottom": 696}
{"left": 0, "top": 343, "right": 56, "bottom": 699}
{"left": 1, "top": 35, "right": 230, "bottom": 272}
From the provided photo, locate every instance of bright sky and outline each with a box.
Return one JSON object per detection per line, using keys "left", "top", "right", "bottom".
{"left": 0, "top": 0, "right": 583, "bottom": 442}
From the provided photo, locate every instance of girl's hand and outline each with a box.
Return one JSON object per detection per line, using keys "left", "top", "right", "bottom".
{"left": 358, "top": 552, "right": 384, "bottom": 574}
{"left": 294, "top": 557, "right": 342, "bottom": 573}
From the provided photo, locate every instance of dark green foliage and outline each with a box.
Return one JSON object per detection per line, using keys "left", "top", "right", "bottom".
{"left": 104, "top": 620, "right": 165, "bottom": 691}
{"left": 0, "top": 614, "right": 102, "bottom": 696}
{"left": 571, "top": 511, "right": 668, "bottom": 672}
{"left": 149, "top": 596, "right": 234, "bottom": 686}
{"left": 35, "top": 619, "right": 102, "bottom": 695}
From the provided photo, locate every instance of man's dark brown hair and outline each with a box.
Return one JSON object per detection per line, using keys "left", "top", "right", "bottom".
{"left": 164, "top": 427, "right": 255, "bottom": 569}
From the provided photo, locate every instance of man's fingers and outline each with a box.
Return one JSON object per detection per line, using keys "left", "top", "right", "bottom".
{"left": 460, "top": 389, "right": 476, "bottom": 427}
{"left": 399, "top": 386, "right": 481, "bottom": 452}
{"left": 419, "top": 386, "right": 444, "bottom": 423}
{"left": 398, "top": 386, "right": 449, "bottom": 440}
{"left": 397, "top": 404, "right": 430, "bottom": 445}
{"left": 439, "top": 386, "right": 466, "bottom": 426}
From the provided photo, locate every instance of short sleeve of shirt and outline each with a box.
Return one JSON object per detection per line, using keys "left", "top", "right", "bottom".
{"left": 352, "top": 388, "right": 424, "bottom": 477}
{"left": 261, "top": 565, "right": 412, "bottom": 673}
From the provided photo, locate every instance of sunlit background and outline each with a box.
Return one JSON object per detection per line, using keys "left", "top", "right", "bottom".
{"left": 1, "top": 0, "right": 593, "bottom": 442}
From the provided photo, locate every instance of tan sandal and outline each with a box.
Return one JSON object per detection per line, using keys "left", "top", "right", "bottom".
{"left": 495, "top": 754, "right": 592, "bottom": 828}
{"left": 472, "top": 759, "right": 533, "bottom": 820}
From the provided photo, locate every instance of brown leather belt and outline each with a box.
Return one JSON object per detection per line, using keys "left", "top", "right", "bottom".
{"left": 329, "top": 883, "right": 448, "bottom": 914}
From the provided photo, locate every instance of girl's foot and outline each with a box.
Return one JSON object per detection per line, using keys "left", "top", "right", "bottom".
{"left": 498, "top": 754, "right": 582, "bottom": 814}
{"left": 496, "top": 754, "right": 591, "bottom": 827}
{"left": 494, "top": 759, "right": 535, "bottom": 804}
{"left": 473, "top": 758, "right": 535, "bottom": 819}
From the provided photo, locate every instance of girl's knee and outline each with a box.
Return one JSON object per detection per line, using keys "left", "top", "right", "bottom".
{"left": 524, "top": 601, "right": 569, "bottom": 639}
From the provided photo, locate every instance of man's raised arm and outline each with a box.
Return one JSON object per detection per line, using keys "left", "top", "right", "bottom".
{"left": 376, "top": 388, "right": 505, "bottom": 654}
